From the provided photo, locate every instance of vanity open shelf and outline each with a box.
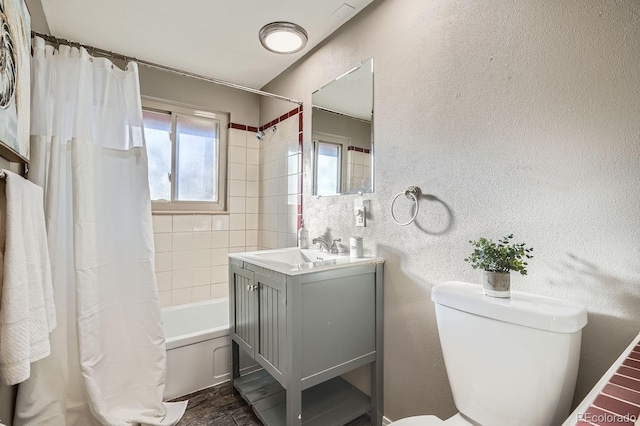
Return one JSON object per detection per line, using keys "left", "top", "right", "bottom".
{"left": 234, "top": 370, "right": 370, "bottom": 426}
{"left": 229, "top": 248, "right": 384, "bottom": 426}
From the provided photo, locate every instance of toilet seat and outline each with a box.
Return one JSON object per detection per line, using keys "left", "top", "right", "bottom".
{"left": 389, "top": 413, "right": 471, "bottom": 426}
{"left": 389, "top": 415, "right": 444, "bottom": 426}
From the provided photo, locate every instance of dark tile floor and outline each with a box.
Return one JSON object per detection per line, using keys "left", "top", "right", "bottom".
{"left": 172, "top": 381, "right": 372, "bottom": 426}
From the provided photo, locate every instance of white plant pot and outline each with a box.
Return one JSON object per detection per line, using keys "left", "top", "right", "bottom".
{"left": 482, "top": 271, "right": 510, "bottom": 298}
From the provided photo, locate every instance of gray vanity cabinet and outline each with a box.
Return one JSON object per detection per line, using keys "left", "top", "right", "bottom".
{"left": 230, "top": 266, "right": 257, "bottom": 357}
{"left": 231, "top": 266, "right": 287, "bottom": 383}
{"left": 229, "top": 258, "right": 384, "bottom": 426}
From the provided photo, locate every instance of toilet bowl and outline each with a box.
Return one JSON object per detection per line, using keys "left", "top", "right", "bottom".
{"left": 389, "top": 281, "right": 588, "bottom": 426}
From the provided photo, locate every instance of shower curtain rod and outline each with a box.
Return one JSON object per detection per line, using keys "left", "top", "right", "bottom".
{"left": 31, "top": 31, "right": 303, "bottom": 106}
{"left": 313, "top": 105, "right": 372, "bottom": 123}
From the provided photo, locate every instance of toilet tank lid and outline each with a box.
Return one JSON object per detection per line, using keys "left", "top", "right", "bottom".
{"left": 431, "top": 281, "right": 588, "bottom": 333}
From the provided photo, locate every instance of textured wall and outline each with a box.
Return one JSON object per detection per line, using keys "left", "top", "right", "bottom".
{"left": 262, "top": 0, "right": 640, "bottom": 421}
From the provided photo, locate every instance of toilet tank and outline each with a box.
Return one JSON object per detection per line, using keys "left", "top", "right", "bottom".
{"left": 432, "top": 282, "right": 588, "bottom": 426}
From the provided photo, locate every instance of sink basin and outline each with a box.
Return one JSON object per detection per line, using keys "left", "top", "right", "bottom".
{"left": 251, "top": 248, "right": 341, "bottom": 264}
{"left": 229, "top": 247, "right": 383, "bottom": 275}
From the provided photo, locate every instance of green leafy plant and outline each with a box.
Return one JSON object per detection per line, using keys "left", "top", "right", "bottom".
{"left": 464, "top": 234, "right": 534, "bottom": 275}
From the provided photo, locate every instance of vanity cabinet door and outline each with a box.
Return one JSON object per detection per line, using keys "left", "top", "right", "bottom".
{"left": 255, "top": 272, "right": 287, "bottom": 383}
{"left": 230, "top": 265, "right": 256, "bottom": 358}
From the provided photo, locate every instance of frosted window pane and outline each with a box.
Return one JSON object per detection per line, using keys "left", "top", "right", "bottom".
{"left": 143, "top": 110, "right": 171, "bottom": 201}
{"left": 317, "top": 142, "right": 340, "bottom": 196}
{"left": 176, "top": 115, "right": 219, "bottom": 202}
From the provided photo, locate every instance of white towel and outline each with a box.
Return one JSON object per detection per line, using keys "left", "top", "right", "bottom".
{"left": 0, "top": 170, "right": 56, "bottom": 385}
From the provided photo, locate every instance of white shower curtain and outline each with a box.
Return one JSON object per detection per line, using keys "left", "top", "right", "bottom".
{"left": 14, "top": 37, "right": 184, "bottom": 425}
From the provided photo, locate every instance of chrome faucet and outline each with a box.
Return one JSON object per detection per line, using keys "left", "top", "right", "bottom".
{"left": 312, "top": 237, "right": 330, "bottom": 252}
{"left": 312, "top": 237, "right": 341, "bottom": 254}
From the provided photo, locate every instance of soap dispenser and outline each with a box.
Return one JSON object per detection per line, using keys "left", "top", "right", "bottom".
{"left": 298, "top": 219, "right": 309, "bottom": 249}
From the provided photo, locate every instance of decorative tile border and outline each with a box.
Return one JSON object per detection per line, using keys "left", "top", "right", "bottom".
{"left": 347, "top": 146, "right": 371, "bottom": 154}
{"left": 576, "top": 341, "right": 640, "bottom": 425}
{"left": 260, "top": 105, "right": 303, "bottom": 132}
{"left": 228, "top": 123, "right": 259, "bottom": 133}
{"left": 229, "top": 106, "right": 303, "bottom": 133}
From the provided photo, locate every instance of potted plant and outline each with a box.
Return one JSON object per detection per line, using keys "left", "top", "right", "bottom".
{"left": 464, "top": 234, "right": 533, "bottom": 298}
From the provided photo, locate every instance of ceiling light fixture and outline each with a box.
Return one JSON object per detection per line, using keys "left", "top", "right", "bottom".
{"left": 259, "top": 22, "right": 308, "bottom": 54}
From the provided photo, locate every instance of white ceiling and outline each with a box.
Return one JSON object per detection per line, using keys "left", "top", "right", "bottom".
{"left": 40, "top": 0, "right": 374, "bottom": 89}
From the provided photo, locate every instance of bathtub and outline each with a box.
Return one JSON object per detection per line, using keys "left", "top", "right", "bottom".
{"left": 162, "top": 298, "right": 231, "bottom": 400}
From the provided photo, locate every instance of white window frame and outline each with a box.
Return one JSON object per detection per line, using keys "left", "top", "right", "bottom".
{"left": 312, "top": 131, "right": 350, "bottom": 195}
{"left": 143, "top": 97, "right": 228, "bottom": 213}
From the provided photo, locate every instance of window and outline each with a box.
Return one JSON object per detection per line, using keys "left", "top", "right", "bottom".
{"left": 313, "top": 140, "right": 342, "bottom": 196}
{"left": 143, "top": 98, "right": 228, "bottom": 212}
{"left": 312, "top": 131, "right": 351, "bottom": 196}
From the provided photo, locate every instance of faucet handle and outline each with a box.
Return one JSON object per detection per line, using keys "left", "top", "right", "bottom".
{"left": 313, "top": 236, "right": 326, "bottom": 251}
{"left": 330, "top": 239, "right": 341, "bottom": 254}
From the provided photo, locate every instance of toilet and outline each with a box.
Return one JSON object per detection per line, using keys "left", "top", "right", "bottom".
{"left": 390, "top": 281, "right": 588, "bottom": 426}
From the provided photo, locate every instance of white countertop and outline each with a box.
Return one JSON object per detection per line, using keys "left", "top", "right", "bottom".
{"left": 229, "top": 247, "right": 384, "bottom": 276}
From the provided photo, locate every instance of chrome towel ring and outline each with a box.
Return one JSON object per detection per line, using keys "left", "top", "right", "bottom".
{"left": 391, "top": 186, "right": 422, "bottom": 226}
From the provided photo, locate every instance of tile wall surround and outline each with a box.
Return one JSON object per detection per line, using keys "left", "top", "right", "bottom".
{"left": 347, "top": 146, "right": 372, "bottom": 194}
{"left": 152, "top": 106, "right": 302, "bottom": 307}
{"left": 257, "top": 106, "right": 303, "bottom": 250}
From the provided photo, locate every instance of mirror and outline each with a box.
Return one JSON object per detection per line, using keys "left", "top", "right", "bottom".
{"left": 312, "top": 58, "right": 373, "bottom": 196}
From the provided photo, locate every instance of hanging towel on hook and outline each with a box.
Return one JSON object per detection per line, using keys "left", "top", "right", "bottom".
{"left": 0, "top": 169, "right": 55, "bottom": 385}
